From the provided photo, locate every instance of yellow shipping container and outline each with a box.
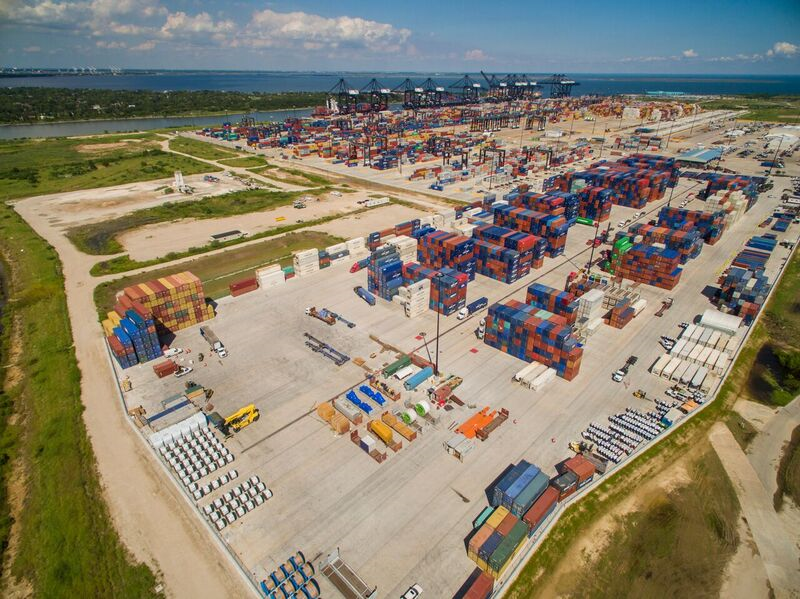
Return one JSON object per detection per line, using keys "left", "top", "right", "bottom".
{"left": 368, "top": 420, "right": 394, "bottom": 446}
{"left": 160, "top": 277, "right": 175, "bottom": 291}
{"left": 101, "top": 319, "right": 115, "bottom": 337}
{"left": 107, "top": 311, "right": 122, "bottom": 325}
{"left": 486, "top": 506, "right": 509, "bottom": 529}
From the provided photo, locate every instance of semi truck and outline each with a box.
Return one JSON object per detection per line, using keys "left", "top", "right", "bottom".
{"left": 457, "top": 296, "right": 489, "bottom": 320}
{"left": 200, "top": 326, "right": 227, "bottom": 358}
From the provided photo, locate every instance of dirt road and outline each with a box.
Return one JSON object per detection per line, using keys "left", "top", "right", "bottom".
{"left": 13, "top": 199, "right": 255, "bottom": 598}
{"left": 709, "top": 422, "right": 800, "bottom": 597}
{"left": 747, "top": 396, "right": 800, "bottom": 499}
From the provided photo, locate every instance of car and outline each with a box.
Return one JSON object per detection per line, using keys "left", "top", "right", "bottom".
{"left": 174, "top": 365, "right": 193, "bottom": 378}
{"left": 401, "top": 584, "right": 423, "bottom": 599}
{"left": 163, "top": 347, "right": 183, "bottom": 357}
{"left": 611, "top": 370, "right": 625, "bottom": 383}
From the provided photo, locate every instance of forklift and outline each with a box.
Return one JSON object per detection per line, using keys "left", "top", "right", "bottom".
{"left": 209, "top": 404, "right": 260, "bottom": 437}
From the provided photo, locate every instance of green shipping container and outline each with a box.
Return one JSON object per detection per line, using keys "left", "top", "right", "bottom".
{"left": 510, "top": 471, "right": 549, "bottom": 517}
{"left": 383, "top": 355, "right": 412, "bottom": 378}
{"left": 473, "top": 506, "right": 494, "bottom": 529}
{"left": 576, "top": 217, "right": 595, "bottom": 226}
{"left": 488, "top": 521, "right": 528, "bottom": 571}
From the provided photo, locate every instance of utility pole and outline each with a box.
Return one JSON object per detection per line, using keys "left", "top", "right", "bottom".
{"left": 434, "top": 274, "right": 443, "bottom": 375}
{"left": 767, "top": 136, "right": 784, "bottom": 178}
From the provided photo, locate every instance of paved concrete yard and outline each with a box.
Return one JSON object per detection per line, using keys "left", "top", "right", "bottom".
{"left": 115, "top": 170, "right": 797, "bottom": 598}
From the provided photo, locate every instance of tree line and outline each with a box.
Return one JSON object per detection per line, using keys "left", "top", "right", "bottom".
{"left": 0, "top": 88, "right": 328, "bottom": 123}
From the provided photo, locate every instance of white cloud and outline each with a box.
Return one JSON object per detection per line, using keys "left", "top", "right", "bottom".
{"left": 130, "top": 40, "right": 155, "bottom": 51}
{"left": 235, "top": 9, "right": 411, "bottom": 53}
{"left": 464, "top": 49, "right": 487, "bottom": 62}
{"left": 96, "top": 39, "right": 126, "bottom": 49}
{"left": 767, "top": 41, "right": 798, "bottom": 57}
{"left": 682, "top": 49, "right": 697, "bottom": 58}
{"left": 160, "top": 11, "right": 234, "bottom": 39}
{"left": 23, "top": 45, "right": 41, "bottom": 52}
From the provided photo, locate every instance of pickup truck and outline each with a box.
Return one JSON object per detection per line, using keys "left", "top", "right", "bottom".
{"left": 200, "top": 326, "right": 228, "bottom": 358}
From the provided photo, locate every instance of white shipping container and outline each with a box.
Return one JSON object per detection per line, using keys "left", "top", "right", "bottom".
{"left": 650, "top": 353, "right": 671, "bottom": 376}
{"left": 680, "top": 364, "right": 700, "bottom": 385}
{"left": 521, "top": 364, "right": 548, "bottom": 387}
{"left": 394, "top": 366, "right": 415, "bottom": 380}
{"left": 688, "top": 344, "right": 704, "bottom": 364}
{"left": 514, "top": 362, "right": 541, "bottom": 382}
{"left": 690, "top": 366, "right": 708, "bottom": 389}
{"left": 681, "top": 324, "right": 697, "bottom": 341}
{"left": 679, "top": 341, "right": 695, "bottom": 359}
{"left": 662, "top": 357, "right": 683, "bottom": 379}
{"left": 670, "top": 339, "right": 688, "bottom": 356}
{"left": 699, "top": 328, "right": 713, "bottom": 347}
{"left": 707, "top": 330, "right": 721, "bottom": 349}
{"left": 697, "top": 346, "right": 713, "bottom": 366}
{"left": 631, "top": 298, "right": 648, "bottom": 316}
{"left": 672, "top": 361, "right": 692, "bottom": 382}
{"left": 705, "top": 349, "right": 721, "bottom": 369}
{"left": 531, "top": 368, "right": 557, "bottom": 390}
{"left": 713, "top": 354, "right": 729, "bottom": 375}
{"left": 689, "top": 325, "right": 704, "bottom": 342}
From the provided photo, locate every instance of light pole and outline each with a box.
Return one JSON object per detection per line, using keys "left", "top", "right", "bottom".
{"left": 419, "top": 332, "right": 433, "bottom": 364}
{"left": 767, "top": 136, "right": 784, "bottom": 178}
{"left": 433, "top": 274, "right": 443, "bottom": 375}
{"left": 665, "top": 118, "right": 675, "bottom": 149}
{"left": 586, "top": 219, "right": 601, "bottom": 271}
{"left": 689, "top": 105, "right": 698, "bottom": 136}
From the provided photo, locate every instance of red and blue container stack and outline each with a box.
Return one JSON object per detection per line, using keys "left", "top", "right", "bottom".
{"left": 483, "top": 299, "right": 583, "bottom": 380}
{"left": 417, "top": 230, "right": 476, "bottom": 281}
{"left": 616, "top": 243, "right": 683, "bottom": 290}
{"left": 657, "top": 207, "right": 726, "bottom": 245}
{"left": 473, "top": 224, "right": 545, "bottom": 272}
{"left": 367, "top": 246, "right": 404, "bottom": 300}
{"left": 682, "top": 172, "right": 762, "bottom": 209}
{"left": 107, "top": 308, "right": 161, "bottom": 369}
{"left": 576, "top": 186, "right": 613, "bottom": 222}
{"left": 492, "top": 205, "right": 568, "bottom": 258}
{"left": 626, "top": 223, "right": 703, "bottom": 264}
{"left": 473, "top": 240, "right": 523, "bottom": 283}
{"left": 402, "top": 263, "right": 468, "bottom": 315}
{"left": 731, "top": 248, "right": 770, "bottom": 270}
{"left": 716, "top": 266, "right": 770, "bottom": 323}
{"left": 617, "top": 153, "right": 679, "bottom": 187}
{"left": 608, "top": 297, "right": 635, "bottom": 329}
{"left": 525, "top": 283, "right": 579, "bottom": 325}
{"left": 506, "top": 190, "right": 579, "bottom": 227}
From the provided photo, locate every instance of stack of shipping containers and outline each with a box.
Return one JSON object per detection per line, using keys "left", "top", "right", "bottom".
{"left": 483, "top": 300, "right": 583, "bottom": 380}
{"left": 525, "top": 283, "right": 579, "bottom": 325}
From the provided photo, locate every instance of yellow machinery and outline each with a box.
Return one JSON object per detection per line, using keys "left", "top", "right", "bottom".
{"left": 210, "top": 404, "right": 260, "bottom": 436}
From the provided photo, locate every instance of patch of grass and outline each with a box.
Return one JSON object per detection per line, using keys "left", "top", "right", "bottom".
{"left": 0, "top": 203, "right": 160, "bottom": 596}
{"left": 67, "top": 188, "right": 309, "bottom": 255}
{"left": 218, "top": 156, "right": 268, "bottom": 168}
{"left": 556, "top": 447, "right": 739, "bottom": 599}
{"left": 507, "top": 248, "right": 800, "bottom": 598}
{"left": 699, "top": 95, "right": 800, "bottom": 124}
{"left": 168, "top": 137, "right": 238, "bottom": 160}
{"left": 775, "top": 425, "right": 800, "bottom": 510}
{"left": 725, "top": 413, "right": 759, "bottom": 450}
{"left": 93, "top": 230, "right": 344, "bottom": 316}
{"left": 259, "top": 166, "right": 331, "bottom": 187}
{"left": 0, "top": 134, "right": 218, "bottom": 201}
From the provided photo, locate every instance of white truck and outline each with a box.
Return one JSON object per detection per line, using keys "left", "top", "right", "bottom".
{"left": 200, "top": 326, "right": 227, "bottom": 358}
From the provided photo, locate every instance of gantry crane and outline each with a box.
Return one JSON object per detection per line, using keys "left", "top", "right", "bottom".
{"left": 449, "top": 75, "right": 482, "bottom": 104}
{"left": 360, "top": 78, "right": 391, "bottom": 112}
{"left": 536, "top": 74, "right": 579, "bottom": 98}
{"left": 327, "top": 78, "right": 360, "bottom": 114}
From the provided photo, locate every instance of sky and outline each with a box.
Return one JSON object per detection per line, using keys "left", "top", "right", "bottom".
{"left": 0, "top": 0, "right": 798, "bottom": 74}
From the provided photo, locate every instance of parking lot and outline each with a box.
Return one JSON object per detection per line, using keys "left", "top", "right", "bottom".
{"left": 112, "top": 154, "right": 799, "bottom": 597}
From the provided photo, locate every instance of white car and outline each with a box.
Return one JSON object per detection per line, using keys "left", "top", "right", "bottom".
{"left": 611, "top": 370, "right": 625, "bottom": 383}
{"left": 402, "top": 584, "right": 423, "bottom": 599}
{"left": 163, "top": 347, "right": 183, "bottom": 357}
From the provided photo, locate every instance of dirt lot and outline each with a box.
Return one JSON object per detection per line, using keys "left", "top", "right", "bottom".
{"left": 117, "top": 192, "right": 424, "bottom": 261}
{"left": 18, "top": 173, "right": 249, "bottom": 230}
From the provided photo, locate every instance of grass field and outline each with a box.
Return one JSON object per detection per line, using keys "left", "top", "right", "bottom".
{"left": 743, "top": 250, "right": 800, "bottom": 406}
{"left": 168, "top": 137, "right": 238, "bottom": 161}
{"left": 0, "top": 134, "right": 218, "bottom": 202}
{"left": 67, "top": 188, "right": 308, "bottom": 255}
{"left": 93, "top": 230, "right": 343, "bottom": 317}
{"left": 218, "top": 156, "right": 269, "bottom": 168}
{"left": 699, "top": 96, "right": 800, "bottom": 124}
{"left": 775, "top": 425, "right": 800, "bottom": 510}
{"left": 554, "top": 447, "right": 739, "bottom": 598}
{"left": 506, "top": 247, "right": 800, "bottom": 599}
{"left": 0, "top": 203, "right": 159, "bottom": 596}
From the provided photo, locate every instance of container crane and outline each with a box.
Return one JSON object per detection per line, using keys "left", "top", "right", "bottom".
{"left": 360, "top": 78, "right": 391, "bottom": 112}
{"left": 420, "top": 78, "right": 445, "bottom": 108}
{"left": 392, "top": 78, "right": 418, "bottom": 109}
{"left": 481, "top": 71, "right": 506, "bottom": 102}
{"left": 537, "top": 74, "right": 579, "bottom": 98}
{"left": 449, "top": 75, "right": 482, "bottom": 104}
{"left": 327, "top": 78, "right": 360, "bottom": 114}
